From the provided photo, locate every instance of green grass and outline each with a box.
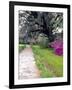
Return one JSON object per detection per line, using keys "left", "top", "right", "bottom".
{"left": 19, "top": 44, "right": 26, "bottom": 52}
{"left": 32, "top": 45, "right": 63, "bottom": 78}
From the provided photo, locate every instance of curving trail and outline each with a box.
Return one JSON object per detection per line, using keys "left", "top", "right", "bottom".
{"left": 18, "top": 45, "right": 40, "bottom": 79}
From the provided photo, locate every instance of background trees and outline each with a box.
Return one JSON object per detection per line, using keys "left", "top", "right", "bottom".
{"left": 19, "top": 10, "right": 63, "bottom": 45}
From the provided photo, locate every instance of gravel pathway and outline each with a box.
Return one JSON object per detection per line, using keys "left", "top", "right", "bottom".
{"left": 18, "top": 45, "right": 40, "bottom": 79}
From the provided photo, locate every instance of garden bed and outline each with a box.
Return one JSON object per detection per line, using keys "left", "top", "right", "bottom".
{"left": 32, "top": 45, "right": 63, "bottom": 78}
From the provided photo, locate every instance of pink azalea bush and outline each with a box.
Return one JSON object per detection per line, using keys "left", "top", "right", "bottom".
{"left": 50, "top": 39, "right": 63, "bottom": 56}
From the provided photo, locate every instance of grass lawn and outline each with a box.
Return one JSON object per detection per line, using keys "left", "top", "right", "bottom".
{"left": 19, "top": 44, "right": 26, "bottom": 52}
{"left": 32, "top": 45, "right": 63, "bottom": 78}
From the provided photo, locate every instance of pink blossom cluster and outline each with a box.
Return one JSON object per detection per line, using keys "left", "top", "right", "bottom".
{"left": 50, "top": 40, "right": 63, "bottom": 56}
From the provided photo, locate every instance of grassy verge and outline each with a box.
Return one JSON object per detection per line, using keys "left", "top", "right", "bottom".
{"left": 19, "top": 44, "right": 26, "bottom": 52}
{"left": 32, "top": 45, "right": 63, "bottom": 78}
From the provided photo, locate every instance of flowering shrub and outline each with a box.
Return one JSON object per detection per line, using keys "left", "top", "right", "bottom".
{"left": 54, "top": 47, "right": 63, "bottom": 56}
{"left": 50, "top": 39, "right": 63, "bottom": 56}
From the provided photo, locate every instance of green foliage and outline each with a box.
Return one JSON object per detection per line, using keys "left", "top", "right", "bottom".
{"left": 19, "top": 44, "right": 26, "bottom": 52}
{"left": 19, "top": 11, "right": 63, "bottom": 43}
{"left": 38, "top": 33, "right": 49, "bottom": 48}
{"left": 32, "top": 45, "right": 63, "bottom": 77}
{"left": 19, "top": 38, "right": 24, "bottom": 44}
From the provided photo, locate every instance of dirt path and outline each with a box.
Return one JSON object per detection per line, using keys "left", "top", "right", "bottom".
{"left": 18, "top": 45, "right": 40, "bottom": 79}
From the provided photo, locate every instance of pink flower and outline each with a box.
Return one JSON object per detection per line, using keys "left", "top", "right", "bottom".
{"left": 54, "top": 47, "right": 63, "bottom": 56}
{"left": 50, "top": 39, "right": 63, "bottom": 56}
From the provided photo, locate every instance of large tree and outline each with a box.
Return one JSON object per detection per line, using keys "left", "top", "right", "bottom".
{"left": 19, "top": 10, "right": 63, "bottom": 43}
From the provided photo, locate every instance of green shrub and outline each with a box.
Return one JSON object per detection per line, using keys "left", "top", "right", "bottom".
{"left": 19, "top": 44, "right": 26, "bottom": 52}
{"left": 19, "top": 38, "right": 24, "bottom": 44}
{"left": 38, "top": 33, "right": 49, "bottom": 48}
